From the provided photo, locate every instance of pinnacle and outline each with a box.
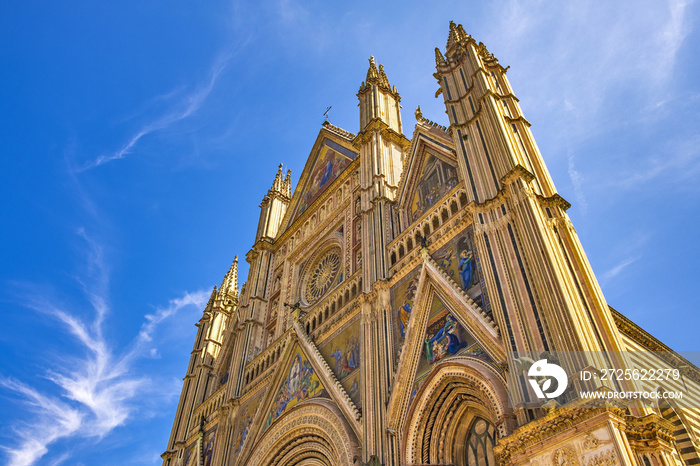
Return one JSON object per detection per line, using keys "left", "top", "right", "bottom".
{"left": 456, "top": 23, "right": 470, "bottom": 42}
{"left": 219, "top": 256, "right": 239, "bottom": 299}
{"left": 283, "top": 169, "right": 292, "bottom": 198}
{"left": 207, "top": 285, "right": 217, "bottom": 307}
{"left": 378, "top": 64, "right": 391, "bottom": 89}
{"left": 270, "top": 163, "right": 285, "bottom": 194}
{"left": 447, "top": 21, "right": 459, "bottom": 49}
{"left": 363, "top": 56, "right": 393, "bottom": 92}
{"left": 445, "top": 21, "right": 472, "bottom": 50}
{"left": 435, "top": 47, "right": 446, "bottom": 66}
{"left": 415, "top": 105, "right": 423, "bottom": 121}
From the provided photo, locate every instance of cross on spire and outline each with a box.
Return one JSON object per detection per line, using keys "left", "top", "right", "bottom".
{"left": 323, "top": 106, "right": 332, "bottom": 122}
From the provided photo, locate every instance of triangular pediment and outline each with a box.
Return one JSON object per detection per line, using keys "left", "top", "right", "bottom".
{"left": 411, "top": 293, "right": 491, "bottom": 393}
{"left": 386, "top": 251, "right": 505, "bottom": 432}
{"left": 283, "top": 125, "right": 358, "bottom": 230}
{"left": 236, "top": 339, "right": 331, "bottom": 462}
{"left": 260, "top": 342, "right": 330, "bottom": 430}
{"left": 238, "top": 321, "right": 362, "bottom": 464}
{"left": 397, "top": 122, "right": 459, "bottom": 225}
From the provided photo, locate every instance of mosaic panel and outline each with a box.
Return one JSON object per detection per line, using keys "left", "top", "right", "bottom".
{"left": 390, "top": 266, "right": 421, "bottom": 348}
{"left": 293, "top": 143, "right": 354, "bottom": 220}
{"left": 433, "top": 224, "right": 491, "bottom": 314}
{"left": 319, "top": 318, "right": 362, "bottom": 408}
{"left": 183, "top": 428, "right": 216, "bottom": 466}
{"left": 410, "top": 295, "right": 491, "bottom": 402}
{"left": 410, "top": 154, "right": 458, "bottom": 221}
{"left": 232, "top": 390, "right": 262, "bottom": 455}
{"left": 263, "top": 346, "right": 327, "bottom": 430}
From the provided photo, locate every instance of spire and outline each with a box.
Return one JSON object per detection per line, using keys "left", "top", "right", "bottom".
{"left": 361, "top": 56, "right": 392, "bottom": 92}
{"left": 358, "top": 56, "right": 402, "bottom": 132}
{"left": 219, "top": 256, "right": 238, "bottom": 300}
{"left": 256, "top": 165, "right": 291, "bottom": 241}
{"left": 456, "top": 23, "right": 471, "bottom": 42}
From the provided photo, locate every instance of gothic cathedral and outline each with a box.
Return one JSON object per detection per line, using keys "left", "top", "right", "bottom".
{"left": 162, "top": 23, "right": 700, "bottom": 466}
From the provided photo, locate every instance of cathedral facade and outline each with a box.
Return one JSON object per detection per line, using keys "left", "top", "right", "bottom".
{"left": 161, "top": 23, "right": 700, "bottom": 466}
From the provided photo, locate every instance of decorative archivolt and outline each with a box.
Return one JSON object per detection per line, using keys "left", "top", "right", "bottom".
{"left": 243, "top": 400, "right": 359, "bottom": 466}
{"left": 402, "top": 360, "right": 511, "bottom": 466}
{"left": 387, "top": 251, "right": 507, "bottom": 452}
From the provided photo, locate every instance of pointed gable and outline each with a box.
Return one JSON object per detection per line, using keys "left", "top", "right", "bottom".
{"left": 262, "top": 343, "right": 329, "bottom": 431}
{"left": 396, "top": 119, "right": 458, "bottom": 225}
{"left": 409, "top": 154, "right": 459, "bottom": 222}
{"left": 285, "top": 124, "right": 358, "bottom": 226}
{"left": 413, "top": 293, "right": 490, "bottom": 393}
{"left": 386, "top": 257, "right": 505, "bottom": 437}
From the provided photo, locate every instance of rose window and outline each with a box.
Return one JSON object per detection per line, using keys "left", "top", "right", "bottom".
{"left": 304, "top": 247, "right": 341, "bottom": 304}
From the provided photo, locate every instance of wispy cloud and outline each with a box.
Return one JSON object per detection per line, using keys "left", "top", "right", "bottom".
{"left": 600, "top": 255, "right": 642, "bottom": 284}
{"left": 491, "top": 0, "right": 696, "bottom": 201}
{"left": 1, "top": 229, "right": 208, "bottom": 466}
{"left": 599, "top": 232, "right": 650, "bottom": 286}
{"left": 566, "top": 145, "right": 588, "bottom": 213}
{"left": 75, "top": 52, "right": 232, "bottom": 172}
{"left": 616, "top": 134, "right": 700, "bottom": 190}
{"left": 496, "top": 0, "right": 694, "bottom": 113}
{"left": 139, "top": 290, "right": 211, "bottom": 346}
{"left": 0, "top": 379, "right": 82, "bottom": 466}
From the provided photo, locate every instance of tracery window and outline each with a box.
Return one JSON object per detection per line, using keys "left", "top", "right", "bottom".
{"left": 302, "top": 245, "right": 342, "bottom": 305}
{"left": 465, "top": 417, "right": 496, "bottom": 466}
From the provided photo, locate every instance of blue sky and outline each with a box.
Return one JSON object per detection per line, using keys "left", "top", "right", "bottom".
{"left": 1, "top": 1, "right": 699, "bottom": 465}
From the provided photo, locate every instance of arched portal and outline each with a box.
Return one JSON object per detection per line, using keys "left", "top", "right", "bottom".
{"left": 402, "top": 359, "right": 510, "bottom": 466}
{"left": 245, "top": 400, "right": 359, "bottom": 466}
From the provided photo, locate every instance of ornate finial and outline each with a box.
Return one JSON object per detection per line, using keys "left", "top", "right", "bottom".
{"left": 366, "top": 55, "right": 379, "bottom": 83}
{"left": 477, "top": 41, "right": 498, "bottom": 63}
{"left": 435, "top": 47, "right": 446, "bottom": 66}
{"left": 415, "top": 105, "right": 423, "bottom": 122}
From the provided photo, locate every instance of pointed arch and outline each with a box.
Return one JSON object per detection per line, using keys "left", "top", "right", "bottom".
{"left": 402, "top": 359, "right": 510, "bottom": 466}
{"left": 244, "top": 400, "right": 359, "bottom": 466}
{"left": 387, "top": 253, "right": 511, "bottom": 464}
